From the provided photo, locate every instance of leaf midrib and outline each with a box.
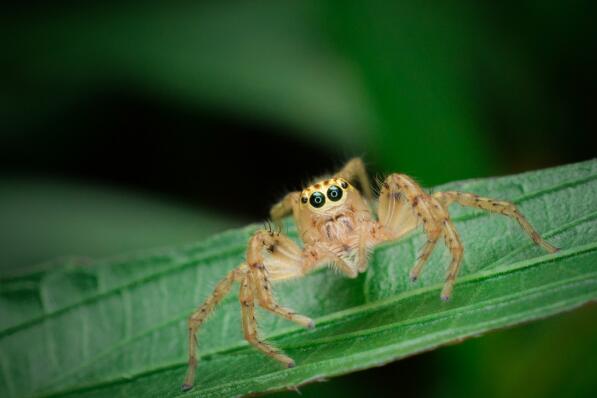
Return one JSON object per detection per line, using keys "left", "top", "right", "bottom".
{"left": 35, "top": 243, "right": 597, "bottom": 398}
{"left": 287, "top": 273, "right": 596, "bottom": 350}
{"left": 193, "top": 279, "right": 595, "bottom": 398}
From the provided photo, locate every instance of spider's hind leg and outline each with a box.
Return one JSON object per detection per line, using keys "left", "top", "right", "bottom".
{"left": 433, "top": 191, "right": 559, "bottom": 253}
{"left": 182, "top": 267, "right": 243, "bottom": 391}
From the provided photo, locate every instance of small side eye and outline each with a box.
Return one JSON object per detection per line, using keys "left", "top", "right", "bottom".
{"left": 340, "top": 181, "right": 348, "bottom": 189}
{"left": 327, "top": 185, "right": 343, "bottom": 202}
{"left": 301, "top": 196, "right": 308, "bottom": 204}
{"left": 309, "top": 192, "right": 326, "bottom": 208}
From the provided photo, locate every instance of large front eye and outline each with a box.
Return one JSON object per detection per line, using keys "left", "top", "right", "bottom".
{"left": 327, "top": 185, "right": 343, "bottom": 202}
{"left": 309, "top": 192, "right": 326, "bottom": 208}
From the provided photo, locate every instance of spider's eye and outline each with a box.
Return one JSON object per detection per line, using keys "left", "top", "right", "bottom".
{"left": 327, "top": 185, "right": 343, "bottom": 202}
{"left": 301, "top": 196, "right": 308, "bottom": 204}
{"left": 340, "top": 181, "right": 348, "bottom": 189}
{"left": 309, "top": 192, "right": 326, "bottom": 208}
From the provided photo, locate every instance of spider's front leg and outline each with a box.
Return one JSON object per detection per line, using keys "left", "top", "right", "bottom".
{"left": 378, "top": 173, "right": 463, "bottom": 301}
{"left": 240, "top": 230, "right": 318, "bottom": 367}
{"left": 378, "top": 173, "right": 558, "bottom": 301}
{"left": 243, "top": 228, "right": 365, "bottom": 360}
{"left": 247, "top": 231, "right": 316, "bottom": 329}
{"left": 182, "top": 229, "right": 317, "bottom": 391}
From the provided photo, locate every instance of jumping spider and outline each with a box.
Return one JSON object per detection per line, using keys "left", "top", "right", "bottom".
{"left": 182, "top": 158, "right": 558, "bottom": 390}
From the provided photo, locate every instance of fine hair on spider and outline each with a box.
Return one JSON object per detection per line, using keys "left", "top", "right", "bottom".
{"left": 262, "top": 220, "right": 280, "bottom": 236}
{"left": 181, "top": 157, "right": 559, "bottom": 391}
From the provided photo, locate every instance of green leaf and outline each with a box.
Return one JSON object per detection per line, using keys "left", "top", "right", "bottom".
{"left": 1, "top": 159, "right": 596, "bottom": 398}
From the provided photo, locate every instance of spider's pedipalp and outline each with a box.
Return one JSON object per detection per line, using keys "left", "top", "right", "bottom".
{"left": 357, "top": 227, "right": 372, "bottom": 273}
{"left": 250, "top": 260, "right": 314, "bottom": 329}
{"left": 306, "top": 240, "right": 362, "bottom": 278}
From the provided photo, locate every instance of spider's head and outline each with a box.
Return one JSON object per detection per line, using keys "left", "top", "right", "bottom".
{"left": 299, "top": 178, "right": 354, "bottom": 214}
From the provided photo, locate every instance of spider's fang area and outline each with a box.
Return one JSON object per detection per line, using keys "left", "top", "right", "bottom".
{"left": 307, "top": 320, "right": 316, "bottom": 329}
{"left": 440, "top": 294, "right": 451, "bottom": 302}
{"left": 287, "top": 360, "right": 296, "bottom": 368}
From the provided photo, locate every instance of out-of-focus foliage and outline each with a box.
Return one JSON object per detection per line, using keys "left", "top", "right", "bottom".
{"left": 0, "top": 179, "right": 240, "bottom": 274}
{"left": 4, "top": 1, "right": 593, "bottom": 182}
{"left": 2, "top": 2, "right": 373, "bottom": 149}
{"left": 432, "top": 305, "right": 597, "bottom": 398}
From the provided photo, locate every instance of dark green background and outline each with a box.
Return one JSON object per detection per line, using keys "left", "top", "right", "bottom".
{"left": 1, "top": 1, "right": 595, "bottom": 397}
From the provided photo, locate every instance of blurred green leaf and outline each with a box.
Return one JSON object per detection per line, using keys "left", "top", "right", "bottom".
{"left": 432, "top": 305, "right": 597, "bottom": 398}
{"left": 0, "top": 179, "right": 240, "bottom": 274}
{"left": 1, "top": 2, "right": 372, "bottom": 149}
{"left": 0, "top": 159, "right": 595, "bottom": 398}
{"left": 319, "top": 2, "right": 498, "bottom": 182}
{"left": 1, "top": 1, "right": 499, "bottom": 181}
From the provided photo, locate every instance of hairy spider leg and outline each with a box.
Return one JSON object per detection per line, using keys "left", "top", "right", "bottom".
{"left": 183, "top": 228, "right": 355, "bottom": 390}
{"left": 438, "top": 217, "right": 464, "bottom": 300}
{"left": 433, "top": 191, "right": 559, "bottom": 253}
{"left": 334, "top": 157, "right": 374, "bottom": 201}
{"left": 247, "top": 231, "right": 315, "bottom": 328}
{"left": 240, "top": 271, "right": 296, "bottom": 368}
{"left": 378, "top": 173, "right": 464, "bottom": 301}
{"left": 377, "top": 173, "right": 559, "bottom": 301}
{"left": 270, "top": 191, "right": 300, "bottom": 231}
{"left": 183, "top": 268, "right": 242, "bottom": 391}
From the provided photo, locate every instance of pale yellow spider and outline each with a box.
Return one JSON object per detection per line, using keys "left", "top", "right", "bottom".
{"left": 182, "top": 158, "right": 558, "bottom": 390}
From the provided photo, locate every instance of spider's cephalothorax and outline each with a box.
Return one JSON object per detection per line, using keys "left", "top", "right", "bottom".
{"left": 293, "top": 177, "right": 374, "bottom": 270}
{"left": 181, "top": 158, "right": 558, "bottom": 391}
